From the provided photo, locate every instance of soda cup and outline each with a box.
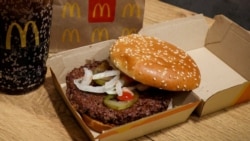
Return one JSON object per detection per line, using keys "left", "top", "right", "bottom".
{"left": 0, "top": 1, "right": 53, "bottom": 94}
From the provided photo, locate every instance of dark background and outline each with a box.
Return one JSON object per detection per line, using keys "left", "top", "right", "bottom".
{"left": 161, "top": 0, "right": 250, "bottom": 30}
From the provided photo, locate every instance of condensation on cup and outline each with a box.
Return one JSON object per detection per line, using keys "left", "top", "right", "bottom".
{"left": 0, "top": 1, "right": 53, "bottom": 94}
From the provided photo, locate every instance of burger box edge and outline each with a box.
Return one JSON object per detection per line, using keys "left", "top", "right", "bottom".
{"left": 48, "top": 41, "right": 201, "bottom": 141}
{"left": 48, "top": 14, "right": 250, "bottom": 140}
{"left": 139, "top": 14, "right": 250, "bottom": 117}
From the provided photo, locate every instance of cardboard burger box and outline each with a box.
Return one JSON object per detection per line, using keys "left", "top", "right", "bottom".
{"left": 48, "top": 14, "right": 250, "bottom": 140}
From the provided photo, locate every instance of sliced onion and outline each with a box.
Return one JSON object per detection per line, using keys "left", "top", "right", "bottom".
{"left": 74, "top": 82, "right": 106, "bottom": 93}
{"left": 74, "top": 68, "right": 93, "bottom": 86}
{"left": 115, "top": 80, "right": 123, "bottom": 96}
{"left": 106, "top": 88, "right": 117, "bottom": 95}
{"left": 93, "top": 70, "right": 120, "bottom": 80}
{"left": 74, "top": 67, "right": 131, "bottom": 96}
{"left": 104, "top": 75, "right": 119, "bottom": 90}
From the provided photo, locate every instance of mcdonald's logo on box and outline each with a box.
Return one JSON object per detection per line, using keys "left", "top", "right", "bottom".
{"left": 88, "top": 0, "right": 116, "bottom": 22}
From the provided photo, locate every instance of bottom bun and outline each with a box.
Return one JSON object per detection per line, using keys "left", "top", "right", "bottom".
{"left": 82, "top": 114, "right": 114, "bottom": 133}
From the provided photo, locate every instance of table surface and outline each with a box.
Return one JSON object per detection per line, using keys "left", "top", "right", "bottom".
{"left": 1, "top": 1, "right": 249, "bottom": 141}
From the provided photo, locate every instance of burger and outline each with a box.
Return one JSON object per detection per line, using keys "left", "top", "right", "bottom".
{"left": 66, "top": 34, "right": 201, "bottom": 133}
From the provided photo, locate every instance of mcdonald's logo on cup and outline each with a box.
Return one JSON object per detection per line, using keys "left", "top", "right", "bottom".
{"left": 91, "top": 28, "right": 109, "bottom": 42}
{"left": 122, "top": 3, "right": 141, "bottom": 19}
{"left": 122, "top": 28, "right": 138, "bottom": 36}
{"left": 62, "top": 29, "right": 80, "bottom": 43}
{"left": 88, "top": 0, "right": 116, "bottom": 22}
{"left": 62, "top": 2, "right": 81, "bottom": 18}
{"left": 5, "top": 21, "right": 39, "bottom": 50}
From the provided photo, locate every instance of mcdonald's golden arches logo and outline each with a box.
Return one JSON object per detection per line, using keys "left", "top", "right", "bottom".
{"left": 88, "top": 0, "right": 116, "bottom": 22}
{"left": 62, "top": 2, "right": 81, "bottom": 18}
{"left": 122, "top": 3, "right": 141, "bottom": 18}
{"left": 91, "top": 28, "right": 109, "bottom": 42}
{"left": 6, "top": 21, "right": 39, "bottom": 50}
{"left": 62, "top": 29, "right": 80, "bottom": 43}
{"left": 121, "top": 28, "right": 138, "bottom": 36}
{"left": 93, "top": 3, "right": 111, "bottom": 17}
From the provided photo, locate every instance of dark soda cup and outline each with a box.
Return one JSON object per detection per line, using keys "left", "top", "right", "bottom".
{"left": 0, "top": 1, "right": 53, "bottom": 94}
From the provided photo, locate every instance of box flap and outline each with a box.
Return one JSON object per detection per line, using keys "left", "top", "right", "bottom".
{"left": 188, "top": 47, "right": 246, "bottom": 101}
{"left": 196, "top": 82, "right": 250, "bottom": 116}
{"left": 139, "top": 14, "right": 209, "bottom": 51}
{"left": 205, "top": 15, "right": 250, "bottom": 80}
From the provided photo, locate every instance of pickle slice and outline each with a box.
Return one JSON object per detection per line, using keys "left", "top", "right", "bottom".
{"left": 94, "top": 77, "right": 112, "bottom": 85}
{"left": 103, "top": 94, "right": 139, "bottom": 110}
{"left": 93, "top": 61, "right": 112, "bottom": 85}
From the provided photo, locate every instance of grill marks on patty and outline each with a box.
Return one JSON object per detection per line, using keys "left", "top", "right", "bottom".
{"left": 66, "top": 60, "right": 171, "bottom": 126}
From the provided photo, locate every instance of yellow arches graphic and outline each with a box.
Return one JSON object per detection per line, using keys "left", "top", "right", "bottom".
{"left": 122, "top": 3, "right": 141, "bottom": 18}
{"left": 92, "top": 3, "right": 111, "bottom": 18}
{"left": 121, "top": 28, "right": 138, "bottom": 36}
{"left": 62, "top": 2, "right": 81, "bottom": 18}
{"left": 62, "top": 29, "right": 80, "bottom": 43}
{"left": 6, "top": 21, "right": 39, "bottom": 50}
{"left": 91, "top": 28, "right": 109, "bottom": 43}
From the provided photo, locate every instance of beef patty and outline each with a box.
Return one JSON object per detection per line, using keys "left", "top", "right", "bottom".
{"left": 66, "top": 60, "right": 172, "bottom": 126}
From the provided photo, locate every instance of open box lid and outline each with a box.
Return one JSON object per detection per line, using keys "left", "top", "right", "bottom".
{"left": 205, "top": 15, "right": 250, "bottom": 81}
{"left": 199, "top": 15, "right": 250, "bottom": 115}
{"left": 139, "top": 14, "right": 250, "bottom": 116}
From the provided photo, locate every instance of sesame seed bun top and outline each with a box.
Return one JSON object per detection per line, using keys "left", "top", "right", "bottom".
{"left": 110, "top": 34, "right": 201, "bottom": 91}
